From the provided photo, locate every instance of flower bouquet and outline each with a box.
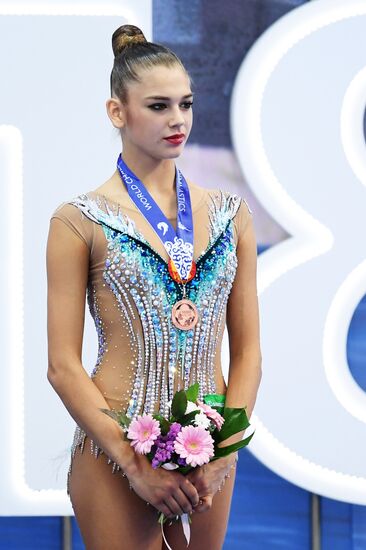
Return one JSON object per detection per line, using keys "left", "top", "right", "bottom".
{"left": 101, "top": 383, "right": 254, "bottom": 548}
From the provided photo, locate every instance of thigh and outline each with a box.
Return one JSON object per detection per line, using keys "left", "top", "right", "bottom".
{"left": 68, "top": 437, "right": 162, "bottom": 550}
{"left": 162, "top": 469, "right": 236, "bottom": 550}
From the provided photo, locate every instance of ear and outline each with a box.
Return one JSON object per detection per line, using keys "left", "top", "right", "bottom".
{"left": 106, "top": 97, "right": 125, "bottom": 129}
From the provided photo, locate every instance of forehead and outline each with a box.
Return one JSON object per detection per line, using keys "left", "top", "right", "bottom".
{"left": 130, "top": 65, "right": 191, "bottom": 99}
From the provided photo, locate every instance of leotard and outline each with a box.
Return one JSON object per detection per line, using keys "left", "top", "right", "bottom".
{"left": 50, "top": 182, "right": 252, "bottom": 490}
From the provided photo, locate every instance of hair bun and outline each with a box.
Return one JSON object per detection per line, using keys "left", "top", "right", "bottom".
{"left": 112, "top": 24, "right": 147, "bottom": 57}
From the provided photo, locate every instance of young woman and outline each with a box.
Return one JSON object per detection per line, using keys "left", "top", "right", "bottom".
{"left": 46, "top": 24, "right": 262, "bottom": 550}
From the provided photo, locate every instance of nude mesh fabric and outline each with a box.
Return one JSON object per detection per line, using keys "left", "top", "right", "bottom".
{"left": 50, "top": 181, "right": 252, "bottom": 486}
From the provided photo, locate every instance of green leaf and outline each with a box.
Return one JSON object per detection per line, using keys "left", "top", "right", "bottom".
{"left": 179, "top": 465, "right": 194, "bottom": 475}
{"left": 158, "top": 512, "right": 166, "bottom": 525}
{"left": 153, "top": 414, "right": 170, "bottom": 435}
{"left": 100, "top": 408, "right": 131, "bottom": 429}
{"left": 100, "top": 408, "right": 119, "bottom": 422}
{"left": 180, "top": 410, "right": 199, "bottom": 426}
{"left": 213, "top": 432, "right": 255, "bottom": 458}
{"left": 160, "top": 418, "right": 170, "bottom": 434}
{"left": 171, "top": 390, "right": 187, "bottom": 419}
{"left": 146, "top": 449, "right": 155, "bottom": 461}
{"left": 211, "top": 428, "right": 223, "bottom": 443}
{"left": 116, "top": 412, "right": 131, "bottom": 428}
{"left": 185, "top": 383, "right": 199, "bottom": 402}
{"left": 215, "top": 407, "right": 250, "bottom": 443}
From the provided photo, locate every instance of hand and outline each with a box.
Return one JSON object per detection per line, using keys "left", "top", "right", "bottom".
{"left": 126, "top": 453, "right": 200, "bottom": 518}
{"left": 186, "top": 454, "right": 237, "bottom": 513}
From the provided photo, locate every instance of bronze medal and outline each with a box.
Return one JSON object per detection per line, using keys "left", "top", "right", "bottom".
{"left": 169, "top": 259, "right": 199, "bottom": 330}
{"left": 171, "top": 298, "right": 199, "bottom": 331}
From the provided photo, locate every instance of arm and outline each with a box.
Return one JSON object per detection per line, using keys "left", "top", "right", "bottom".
{"left": 47, "top": 217, "right": 134, "bottom": 469}
{"left": 47, "top": 216, "right": 199, "bottom": 517}
{"left": 188, "top": 207, "right": 262, "bottom": 511}
{"left": 223, "top": 212, "right": 262, "bottom": 435}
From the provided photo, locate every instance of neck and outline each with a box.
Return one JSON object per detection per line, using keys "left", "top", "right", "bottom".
{"left": 120, "top": 148, "right": 176, "bottom": 195}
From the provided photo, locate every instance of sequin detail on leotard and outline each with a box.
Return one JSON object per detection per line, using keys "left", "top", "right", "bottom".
{"left": 87, "top": 286, "right": 107, "bottom": 377}
{"left": 62, "top": 189, "right": 246, "bottom": 492}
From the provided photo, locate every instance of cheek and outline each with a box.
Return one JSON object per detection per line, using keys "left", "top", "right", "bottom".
{"left": 125, "top": 108, "right": 151, "bottom": 129}
{"left": 127, "top": 114, "right": 157, "bottom": 139}
{"left": 186, "top": 111, "right": 193, "bottom": 131}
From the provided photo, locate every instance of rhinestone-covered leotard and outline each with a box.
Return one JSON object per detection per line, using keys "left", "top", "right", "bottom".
{"left": 50, "top": 184, "right": 252, "bottom": 490}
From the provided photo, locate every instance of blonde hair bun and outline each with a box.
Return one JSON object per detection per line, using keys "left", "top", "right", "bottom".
{"left": 112, "top": 24, "right": 147, "bottom": 57}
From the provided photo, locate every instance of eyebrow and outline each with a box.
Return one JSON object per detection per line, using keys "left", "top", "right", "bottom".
{"left": 145, "top": 93, "right": 194, "bottom": 100}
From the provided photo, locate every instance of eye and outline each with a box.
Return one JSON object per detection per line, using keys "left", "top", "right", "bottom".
{"left": 181, "top": 101, "right": 193, "bottom": 109}
{"left": 148, "top": 103, "right": 167, "bottom": 111}
{"left": 147, "top": 101, "right": 194, "bottom": 111}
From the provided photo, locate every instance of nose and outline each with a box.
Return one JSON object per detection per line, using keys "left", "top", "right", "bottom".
{"left": 168, "top": 105, "right": 185, "bottom": 128}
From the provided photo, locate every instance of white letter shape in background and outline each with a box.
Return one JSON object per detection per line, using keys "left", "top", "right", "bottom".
{"left": 231, "top": 0, "right": 366, "bottom": 504}
{"left": 0, "top": 0, "right": 151, "bottom": 516}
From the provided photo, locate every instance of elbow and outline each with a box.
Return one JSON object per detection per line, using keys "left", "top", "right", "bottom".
{"left": 47, "top": 361, "right": 61, "bottom": 389}
{"left": 47, "top": 356, "right": 73, "bottom": 390}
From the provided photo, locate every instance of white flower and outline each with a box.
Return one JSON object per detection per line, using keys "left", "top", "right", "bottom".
{"left": 185, "top": 400, "right": 201, "bottom": 414}
{"left": 161, "top": 462, "right": 179, "bottom": 470}
{"left": 193, "top": 412, "right": 211, "bottom": 429}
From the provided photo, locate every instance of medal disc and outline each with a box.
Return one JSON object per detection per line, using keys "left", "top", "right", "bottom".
{"left": 168, "top": 258, "right": 196, "bottom": 284}
{"left": 171, "top": 299, "right": 199, "bottom": 330}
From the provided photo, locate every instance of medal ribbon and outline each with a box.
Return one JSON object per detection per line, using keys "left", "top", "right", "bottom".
{"left": 117, "top": 153, "right": 195, "bottom": 282}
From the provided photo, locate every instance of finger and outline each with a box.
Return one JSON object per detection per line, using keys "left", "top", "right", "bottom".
{"left": 172, "top": 488, "right": 194, "bottom": 514}
{"left": 186, "top": 467, "right": 203, "bottom": 482}
{"left": 186, "top": 470, "right": 206, "bottom": 496}
{"left": 159, "top": 503, "right": 174, "bottom": 518}
{"left": 164, "top": 496, "right": 185, "bottom": 517}
{"left": 180, "top": 477, "right": 200, "bottom": 506}
{"left": 193, "top": 494, "right": 213, "bottom": 514}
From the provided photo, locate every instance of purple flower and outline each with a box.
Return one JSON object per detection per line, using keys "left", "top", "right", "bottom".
{"left": 151, "top": 422, "right": 183, "bottom": 468}
{"left": 168, "top": 422, "right": 182, "bottom": 438}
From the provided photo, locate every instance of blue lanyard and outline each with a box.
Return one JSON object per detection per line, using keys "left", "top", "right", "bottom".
{"left": 117, "top": 153, "right": 195, "bottom": 282}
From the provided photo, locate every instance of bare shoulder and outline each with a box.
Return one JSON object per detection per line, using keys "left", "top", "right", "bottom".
{"left": 186, "top": 179, "right": 220, "bottom": 201}
{"left": 91, "top": 170, "right": 127, "bottom": 199}
{"left": 186, "top": 178, "right": 213, "bottom": 192}
{"left": 187, "top": 179, "right": 248, "bottom": 211}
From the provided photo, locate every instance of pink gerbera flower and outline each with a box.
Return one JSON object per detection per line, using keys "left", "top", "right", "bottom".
{"left": 197, "top": 399, "right": 225, "bottom": 430}
{"left": 174, "top": 425, "right": 214, "bottom": 467}
{"left": 127, "top": 413, "right": 161, "bottom": 454}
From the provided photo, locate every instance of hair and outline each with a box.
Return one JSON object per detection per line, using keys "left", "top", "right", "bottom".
{"left": 110, "top": 24, "right": 191, "bottom": 103}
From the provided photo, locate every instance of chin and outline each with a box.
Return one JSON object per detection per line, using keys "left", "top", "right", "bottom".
{"left": 165, "top": 151, "right": 182, "bottom": 160}
{"left": 150, "top": 149, "right": 183, "bottom": 161}
{"left": 163, "top": 147, "right": 184, "bottom": 159}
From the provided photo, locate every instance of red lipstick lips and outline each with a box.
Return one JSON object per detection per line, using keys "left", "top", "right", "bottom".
{"left": 164, "top": 133, "right": 185, "bottom": 145}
